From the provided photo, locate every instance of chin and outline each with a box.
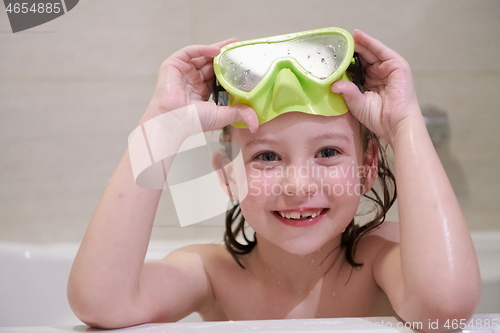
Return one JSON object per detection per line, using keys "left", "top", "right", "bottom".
{"left": 279, "top": 234, "right": 339, "bottom": 257}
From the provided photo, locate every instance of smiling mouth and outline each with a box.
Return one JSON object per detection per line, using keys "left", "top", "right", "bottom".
{"left": 275, "top": 209, "right": 328, "bottom": 220}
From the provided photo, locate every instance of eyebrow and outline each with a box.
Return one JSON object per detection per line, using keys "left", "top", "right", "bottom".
{"left": 244, "top": 133, "right": 351, "bottom": 149}
{"left": 312, "top": 133, "right": 352, "bottom": 143}
{"left": 244, "top": 138, "right": 280, "bottom": 149}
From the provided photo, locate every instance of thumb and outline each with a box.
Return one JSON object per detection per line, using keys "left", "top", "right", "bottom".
{"left": 331, "top": 80, "right": 366, "bottom": 117}
{"left": 227, "top": 104, "right": 259, "bottom": 133}
{"left": 198, "top": 102, "right": 259, "bottom": 133}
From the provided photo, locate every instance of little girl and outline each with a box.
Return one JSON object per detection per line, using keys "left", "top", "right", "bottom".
{"left": 67, "top": 29, "right": 481, "bottom": 331}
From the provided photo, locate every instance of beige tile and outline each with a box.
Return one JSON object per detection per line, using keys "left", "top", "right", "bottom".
{"left": 0, "top": 1, "right": 190, "bottom": 78}
{"left": 1, "top": 0, "right": 499, "bottom": 245}
{"left": 414, "top": 73, "right": 500, "bottom": 230}
{"left": 414, "top": 75, "right": 500, "bottom": 159}
{"left": 0, "top": 77, "right": 153, "bottom": 244}
{"left": 190, "top": 0, "right": 500, "bottom": 72}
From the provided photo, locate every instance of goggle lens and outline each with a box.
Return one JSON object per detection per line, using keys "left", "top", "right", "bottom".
{"left": 218, "top": 33, "right": 349, "bottom": 92}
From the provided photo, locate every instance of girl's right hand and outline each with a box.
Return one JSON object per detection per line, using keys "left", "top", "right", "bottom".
{"left": 144, "top": 40, "right": 259, "bottom": 133}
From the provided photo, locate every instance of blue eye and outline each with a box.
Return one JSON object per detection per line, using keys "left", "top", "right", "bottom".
{"left": 316, "top": 148, "right": 339, "bottom": 158}
{"left": 256, "top": 151, "right": 280, "bottom": 162}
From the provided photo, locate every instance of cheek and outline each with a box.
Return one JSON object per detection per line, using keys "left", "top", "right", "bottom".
{"left": 243, "top": 167, "right": 280, "bottom": 204}
{"left": 318, "top": 163, "right": 365, "bottom": 199}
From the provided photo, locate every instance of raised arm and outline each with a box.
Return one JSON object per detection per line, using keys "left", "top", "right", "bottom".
{"left": 67, "top": 41, "right": 258, "bottom": 328}
{"left": 332, "top": 30, "right": 481, "bottom": 330}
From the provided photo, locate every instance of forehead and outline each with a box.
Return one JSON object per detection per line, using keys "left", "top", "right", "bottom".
{"left": 231, "top": 112, "right": 362, "bottom": 148}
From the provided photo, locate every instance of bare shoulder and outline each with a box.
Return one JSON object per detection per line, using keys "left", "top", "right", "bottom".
{"left": 165, "top": 243, "right": 248, "bottom": 283}
{"left": 355, "top": 221, "right": 400, "bottom": 263}
{"left": 161, "top": 243, "right": 239, "bottom": 321}
{"left": 364, "top": 221, "right": 400, "bottom": 243}
{"left": 162, "top": 243, "right": 230, "bottom": 265}
{"left": 162, "top": 243, "right": 239, "bottom": 279}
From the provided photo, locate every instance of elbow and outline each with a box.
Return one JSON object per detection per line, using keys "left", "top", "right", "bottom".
{"left": 68, "top": 298, "right": 137, "bottom": 329}
{"left": 67, "top": 282, "right": 138, "bottom": 329}
{"left": 421, "top": 303, "right": 477, "bottom": 333}
{"left": 434, "top": 300, "right": 478, "bottom": 332}
{"left": 67, "top": 289, "right": 113, "bottom": 329}
{"left": 436, "top": 277, "right": 482, "bottom": 322}
{"left": 433, "top": 295, "right": 481, "bottom": 332}
{"left": 399, "top": 280, "right": 481, "bottom": 332}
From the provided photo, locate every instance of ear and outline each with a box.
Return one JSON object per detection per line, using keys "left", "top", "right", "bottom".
{"left": 211, "top": 148, "right": 238, "bottom": 203}
{"left": 361, "top": 138, "right": 379, "bottom": 195}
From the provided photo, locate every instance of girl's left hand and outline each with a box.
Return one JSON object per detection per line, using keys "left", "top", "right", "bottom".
{"left": 331, "top": 29, "right": 421, "bottom": 145}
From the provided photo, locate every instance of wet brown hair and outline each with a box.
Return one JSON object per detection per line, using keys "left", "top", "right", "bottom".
{"left": 220, "top": 122, "right": 397, "bottom": 268}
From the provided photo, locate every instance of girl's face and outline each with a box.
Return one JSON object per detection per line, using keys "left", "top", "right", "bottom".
{"left": 230, "top": 112, "right": 372, "bottom": 256}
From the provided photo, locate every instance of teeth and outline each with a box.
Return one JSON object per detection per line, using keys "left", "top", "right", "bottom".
{"left": 277, "top": 209, "right": 323, "bottom": 220}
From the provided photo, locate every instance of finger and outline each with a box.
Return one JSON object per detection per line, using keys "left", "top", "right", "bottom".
{"left": 210, "top": 38, "right": 239, "bottom": 49}
{"left": 233, "top": 104, "right": 259, "bottom": 133}
{"left": 353, "top": 29, "right": 398, "bottom": 64}
{"left": 190, "top": 39, "right": 238, "bottom": 71}
{"left": 175, "top": 39, "right": 238, "bottom": 80}
{"left": 190, "top": 38, "right": 239, "bottom": 70}
{"left": 218, "top": 104, "right": 259, "bottom": 133}
{"left": 354, "top": 41, "right": 379, "bottom": 66}
{"left": 199, "top": 62, "right": 216, "bottom": 81}
{"left": 170, "top": 44, "right": 221, "bottom": 67}
{"left": 190, "top": 56, "right": 213, "bottom": 70}
{"left": 331, "top": 80, "right": 366, "bottom": 116}
{"left": 200, "top": 103, "right": 259, "bottom": 133}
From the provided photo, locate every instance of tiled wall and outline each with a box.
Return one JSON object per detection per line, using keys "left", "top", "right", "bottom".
{"left": 1, "top": 0, "right": 499, "bottom": 244}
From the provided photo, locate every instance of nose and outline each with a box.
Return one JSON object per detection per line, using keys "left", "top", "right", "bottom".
{"left": 281, "top": 163, "right": 319, "bottom": 198}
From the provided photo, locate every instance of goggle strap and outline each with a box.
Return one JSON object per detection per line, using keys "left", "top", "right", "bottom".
{"left": 213, "top": 78, "right": 228, "bottom": 106}
{"left": 347, "top": 53, "right": 365, "bottom": 93}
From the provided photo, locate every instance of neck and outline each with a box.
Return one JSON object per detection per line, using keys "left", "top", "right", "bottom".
{"left": 244, "top": 235, "right": 345, "bottom": 293}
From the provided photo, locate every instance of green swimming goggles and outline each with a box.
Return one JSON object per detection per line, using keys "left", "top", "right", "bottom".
{"left": 213, "top": 27, "right": 364, "bottom": 128}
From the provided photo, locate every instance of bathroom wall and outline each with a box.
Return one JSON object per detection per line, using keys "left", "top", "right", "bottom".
{"left": 1, "top": 0, "right": 499, "bottom": 245}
